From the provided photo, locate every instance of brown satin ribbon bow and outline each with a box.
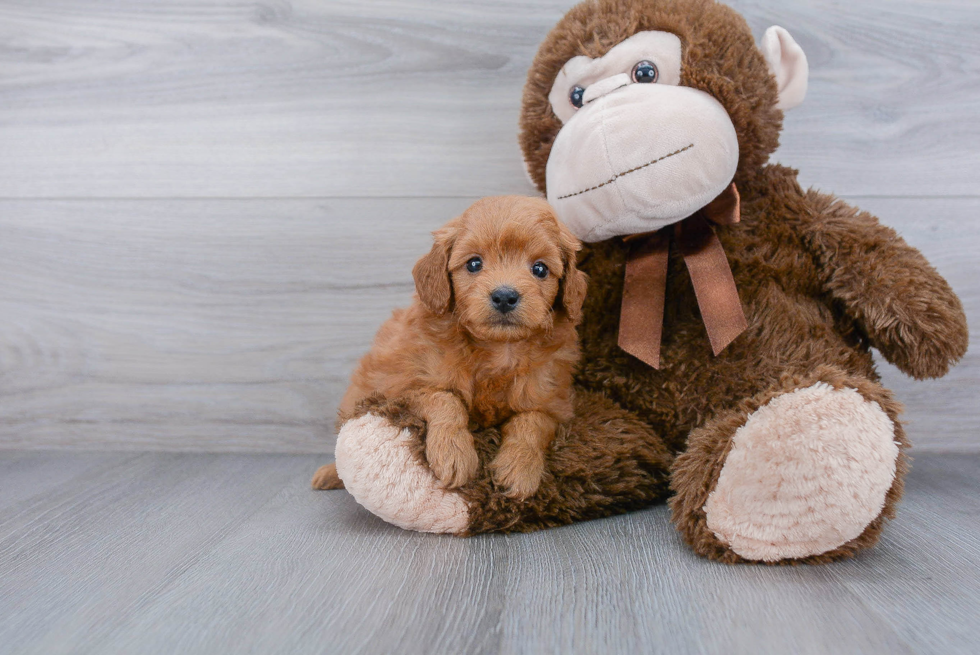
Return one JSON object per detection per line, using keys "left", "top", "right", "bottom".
{"left": 618, "top": 182, "right": 747, "bottom": 369}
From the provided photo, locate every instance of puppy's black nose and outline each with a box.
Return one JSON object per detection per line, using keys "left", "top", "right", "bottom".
{"left": 490, "top": 286, "right": 521, "bottom": 314}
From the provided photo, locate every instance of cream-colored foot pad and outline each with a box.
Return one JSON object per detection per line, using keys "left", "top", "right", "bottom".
{"left": 334, "top": 413, "right": 469, "bottom": 534}
{"left": 704, "top": 383, "right": 898, "bottom": 561}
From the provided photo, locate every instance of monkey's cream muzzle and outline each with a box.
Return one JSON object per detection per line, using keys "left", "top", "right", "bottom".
{"left": 538, "top": 27, "right": 808, "bottom": 367}
{"left": 546, "top": 81, "right": 739, "bottom": 243}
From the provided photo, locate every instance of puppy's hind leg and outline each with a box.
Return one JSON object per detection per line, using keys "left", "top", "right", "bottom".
{"left": 311, "top": 462, "right": 345, "bottom": 490}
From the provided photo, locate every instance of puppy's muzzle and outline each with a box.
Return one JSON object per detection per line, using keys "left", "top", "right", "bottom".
{"left": 490, "top": 286, "right": 520, "bottom": 314}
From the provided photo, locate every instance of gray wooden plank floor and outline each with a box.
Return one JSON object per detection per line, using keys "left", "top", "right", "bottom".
{"left": 0, "top": 451, "right": 977, "bottom": 655}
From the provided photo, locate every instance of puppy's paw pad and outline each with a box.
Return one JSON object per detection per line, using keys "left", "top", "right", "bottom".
{"left": 490, "top": 448, "right": 544, "bottom": 500}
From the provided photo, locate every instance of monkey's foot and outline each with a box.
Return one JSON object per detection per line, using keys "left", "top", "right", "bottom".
{"left": 672, "top": 373, "right": 905, "bottom": 563}
{"left": 334, "top": 413, "right": 470, "bottom": 534}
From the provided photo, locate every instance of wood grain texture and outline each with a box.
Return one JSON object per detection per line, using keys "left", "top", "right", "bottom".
{"left": 825, "top": 454, "right": 980, "bottom": 654}
{"left": 0, "top": 197, "right": 470, "bottom": 453}
{"left": 0, "top": 0, "right": 977, "bottom": 198}
{"left": 0, "top": 452, "right": 136, "bottom": 512}
{"left": 1, "top": 451, "right": 978, "bottom": 654}
{"left": 0, "top": 453, "right": 307, "bottom": 655}
{"left": 1, "top": 197, "right": 975, "bottom": 452}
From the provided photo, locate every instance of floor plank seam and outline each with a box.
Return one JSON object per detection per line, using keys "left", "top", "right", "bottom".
{"left": 90, "top": 483, "right": 304, "bottom": 650}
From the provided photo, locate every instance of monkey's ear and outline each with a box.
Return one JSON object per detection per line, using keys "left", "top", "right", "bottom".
{"left": 412, "top": 225, "right": 456, "bottom": 315}
{"left": 761, "top": 26, "right": 809, "bottom": 111}
{"left": 555, "top": 223, "right": 588, "bottom": 324}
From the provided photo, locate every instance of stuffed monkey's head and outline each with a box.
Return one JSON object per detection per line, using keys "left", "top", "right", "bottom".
{"left": 519, "top": 0, "right": 809, "bottom": 242}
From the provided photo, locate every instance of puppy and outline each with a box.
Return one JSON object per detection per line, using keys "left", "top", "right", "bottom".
{"left": 312, "top": 196, "right": 587, "bottom": 499}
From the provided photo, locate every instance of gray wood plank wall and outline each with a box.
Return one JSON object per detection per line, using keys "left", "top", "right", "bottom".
{"left": 1, "top": 0, "right": 977, "bottom": 452}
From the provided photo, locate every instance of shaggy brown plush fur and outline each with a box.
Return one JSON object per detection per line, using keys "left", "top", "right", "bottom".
{"left": 519, "top": 0, "right": 783, "bottom": 197}
{"left": 547, "top": 163, "right": 964, "bottom": 562}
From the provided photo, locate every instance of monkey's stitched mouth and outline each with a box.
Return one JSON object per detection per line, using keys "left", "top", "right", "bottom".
{"left": 555, "top": 143, "right": 695, "bottom": 200}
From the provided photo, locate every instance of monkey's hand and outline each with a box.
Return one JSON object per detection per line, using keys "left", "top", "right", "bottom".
{"left": 802, "top": 190, "right": 968, "bottom": 379}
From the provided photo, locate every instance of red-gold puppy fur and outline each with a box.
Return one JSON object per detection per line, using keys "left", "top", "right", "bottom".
{"left": 312, "top": 196, "right": 587, "bottom": 499}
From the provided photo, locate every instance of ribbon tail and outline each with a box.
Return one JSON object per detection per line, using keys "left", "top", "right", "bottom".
{"left": 618, "top": 230, "right": 670, "bottom": 368}
{"left": 676, "top": 214, "right": 748, "bottom": 356}
{"left": 701, "top": 182, "right": 741, "bottom": 226}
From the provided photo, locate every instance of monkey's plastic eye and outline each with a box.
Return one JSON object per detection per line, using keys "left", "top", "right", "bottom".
{"left": 466, "top": 257, "right": 483, "bottom": 273}
{"left": 531, "top": 261, "right": 549, "bottom": 279}
{"left": 631, "top": 60, "right": 658, "bottom": 83}
{"left": 569, "top": 86, "right": 585, "bottom": 108}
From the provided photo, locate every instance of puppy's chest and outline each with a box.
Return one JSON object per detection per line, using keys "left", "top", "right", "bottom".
{"left": 469, "top": 372, "right": 518, "bottom": 429}
{"left": 469, "top": 356, "right": 545, "bottom": 428}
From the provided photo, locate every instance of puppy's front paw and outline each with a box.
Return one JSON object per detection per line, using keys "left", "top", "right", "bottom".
{"left": 490, "top": 442, "right": 545, "bottom": 500}
{"left": 425, "top": 426, "right": 479, "bottom": 488}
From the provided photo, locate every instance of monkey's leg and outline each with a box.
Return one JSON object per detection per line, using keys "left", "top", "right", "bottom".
{"left": 670, "top": 366, "right": 909, "bottom": 564}
{"left": 465, "top": 392, "right": 673, "bottom": 533}
{"left": 332, "top": 391, "right": 673, "bottom": 535}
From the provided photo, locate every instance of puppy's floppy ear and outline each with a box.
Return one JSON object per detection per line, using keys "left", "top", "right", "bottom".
{"left": 412, "top": 223, "right": 457, "bottom": 315}
{"left": 554, "top": 221, "right": 588, "bottom": 324}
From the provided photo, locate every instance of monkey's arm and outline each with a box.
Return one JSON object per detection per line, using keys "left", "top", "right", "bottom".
{"left": 800, "top": 189, "right": 968, "bottom": 379}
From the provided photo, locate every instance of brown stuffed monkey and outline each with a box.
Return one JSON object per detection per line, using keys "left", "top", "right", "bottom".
{"left": 329, "top": 0, "right": 968, "bottom": 564}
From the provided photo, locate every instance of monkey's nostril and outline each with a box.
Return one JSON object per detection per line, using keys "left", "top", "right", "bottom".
{"left": 490, "top": 287, "right": 521, "bottom": 314}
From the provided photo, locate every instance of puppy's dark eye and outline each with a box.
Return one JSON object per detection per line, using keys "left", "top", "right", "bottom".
{"left": 531, "top": 261, "right": 549, "bottom": 279}
{"left": 569, "top": 85, "right": 585, "bottom": 108}
{"left": 631, "top": 60, "right": 658, "bottom": 83}
{"left": 466, "top": 257, "right": 483, "bottom": 273}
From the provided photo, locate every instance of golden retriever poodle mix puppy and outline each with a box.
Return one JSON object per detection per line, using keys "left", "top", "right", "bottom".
{"left": 312, "top": 196, "right": 587, "bottom": 499}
